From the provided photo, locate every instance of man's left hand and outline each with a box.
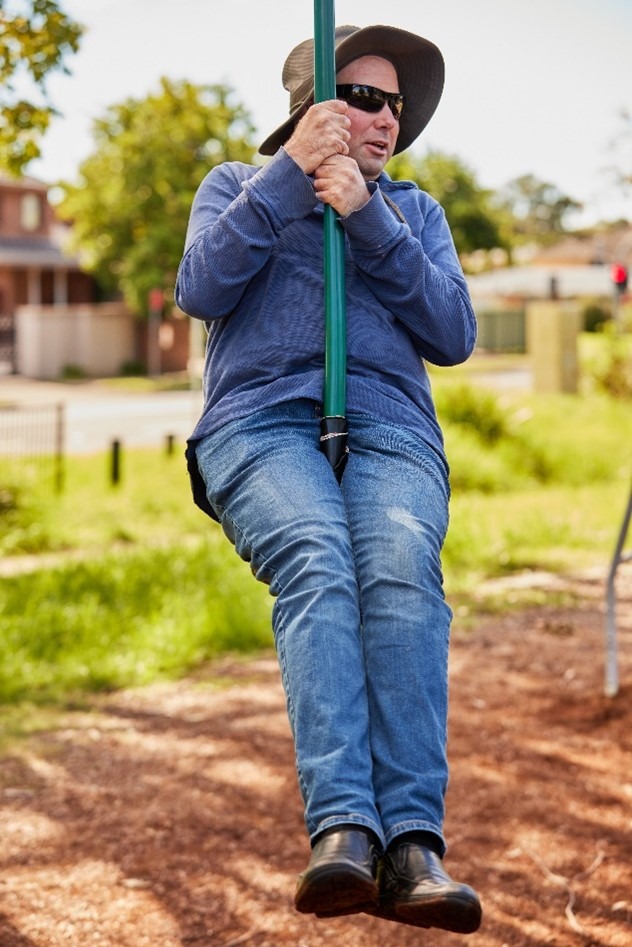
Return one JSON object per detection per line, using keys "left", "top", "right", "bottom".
{"left": 313, "top": 155, "right": 370, "bottom": 217}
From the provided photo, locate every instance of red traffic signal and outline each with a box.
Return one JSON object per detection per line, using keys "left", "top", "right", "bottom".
{"left": 148, "top": 288, "right": 164, "bottom": 312}
{"left": 611, "top": 263, "right": 628, "bottom": 293}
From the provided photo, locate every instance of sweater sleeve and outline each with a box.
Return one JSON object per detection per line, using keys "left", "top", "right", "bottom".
{"left": 175, "top": 149, "right": 318, "bottom": 320}
{"left": 340, "top": 186, "right": 477, "bottom": 366}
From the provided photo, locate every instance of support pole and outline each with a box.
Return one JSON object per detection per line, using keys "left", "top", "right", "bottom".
{"left": 110, "top": 439, "right": 122, "bottom": 487}
{"left": 605, "top": 479, "right": 632, "bottom": 697}
{"left": 54, "top": 402, "right": 65, "bottom": 493}
{"left": 314, "top": 0, "right": 348, "bottom": 480}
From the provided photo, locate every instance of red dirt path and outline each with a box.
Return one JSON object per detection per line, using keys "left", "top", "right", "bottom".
{"left": 1, "top": 569, "right": 630, "bottom": 947}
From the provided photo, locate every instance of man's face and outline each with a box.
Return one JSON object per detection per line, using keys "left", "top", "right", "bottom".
{"left": 336, "top": 55, "right": 400, "bottom": 181}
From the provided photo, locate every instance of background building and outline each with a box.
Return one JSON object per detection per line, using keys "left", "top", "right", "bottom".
{"left": 0, "top": 176, "right": 97, "bottom": 372}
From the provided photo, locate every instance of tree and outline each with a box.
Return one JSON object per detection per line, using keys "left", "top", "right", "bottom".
{"left": 605, "top": 108, "right": 632, "bottom": 200}
{"left": 386, "top": 150, "right": 509, "bottom": 257}
{"left": 0, "top": 0, "right": 83, "bottom": 174}
{"left": 496, "top": 174, "right": 583, "bottom": 243}
{"left": 57, "top": 78, "right": 256, "bottom": 314}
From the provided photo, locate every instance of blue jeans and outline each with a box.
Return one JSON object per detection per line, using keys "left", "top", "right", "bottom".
{"left": 196, "top": 400, "right": 452, "bottom": 854}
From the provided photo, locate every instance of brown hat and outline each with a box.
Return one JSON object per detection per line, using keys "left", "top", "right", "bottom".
{"left": 259, "top": 24, "right": 444, "bottom": 157}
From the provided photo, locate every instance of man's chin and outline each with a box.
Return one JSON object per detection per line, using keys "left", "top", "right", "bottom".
{"left": 358, "top": 158, "right": 388, "bottom": 181}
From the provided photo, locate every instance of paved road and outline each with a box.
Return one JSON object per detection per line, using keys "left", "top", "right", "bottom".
{"left": 1, "top": 365, "right": 532, "bottom": 456}
{"left": 0, "top": 375, "right": 204, "bottom": 454}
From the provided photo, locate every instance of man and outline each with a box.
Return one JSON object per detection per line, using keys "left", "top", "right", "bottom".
{"left": 176, "top": 24, "right": 482, "bottom": 934}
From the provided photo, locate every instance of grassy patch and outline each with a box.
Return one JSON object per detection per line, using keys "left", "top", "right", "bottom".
{"left": 0, "top": 446, "right": 207, "bottom": 556}
{"left": 0, "top": 539, "right": 272, "bottom": 704}
{"left": 444, "top": 481, "right": 629, "bottom": 594}
{"left": 431, "top": 376, "right": 631, "bottom": 593}
{"left": 1, "top": 375, "right": 630, "bottom": 705}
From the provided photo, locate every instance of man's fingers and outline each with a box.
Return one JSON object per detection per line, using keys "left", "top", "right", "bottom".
{"left": 285, "top": 104, "right": 351, "bottom": 173}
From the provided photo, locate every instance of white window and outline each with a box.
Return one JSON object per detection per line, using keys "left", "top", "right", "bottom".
{"left": 21, "top": 193, "right": 42, "bottom": 231}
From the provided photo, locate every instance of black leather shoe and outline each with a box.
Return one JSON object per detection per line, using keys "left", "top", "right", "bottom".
{"left": 294, "top": 827, "right": 379, "bottom": 917}
{"left": 374, "top": 842, "right": 482, "bottom": 933}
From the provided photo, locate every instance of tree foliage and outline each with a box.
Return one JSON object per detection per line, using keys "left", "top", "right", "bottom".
{"left": 605, "top": 108, "right": 632, "bottom": 199}
{"left": 496, "top": 174, "right": 583, "bottom": 243}
{"left": 386, "top": 150, "right": 509, "bottom": 256}
{"left": 0, "top": 0, "right": 83, "bottom": 174}
{"left": 57, "top": 78, "right": 256, "bottom": 314}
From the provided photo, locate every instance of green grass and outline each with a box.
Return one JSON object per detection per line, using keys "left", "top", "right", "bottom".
{"left": 0, "top": 445, "right": 273, "bottom": 703}
{"left": 434, "top": 378, "right": 631, "bottom": 593}
{"left": 0, "top": 540, "right": 273, "bottom": 704}
{"left": 445, "top": 481, "right": 629, "bottom": 593}
{"left": 0, "top": 447, "right": 207, "bottom": 556}
{"left": 1, "top": 373, "right": 631, "bottom": 705}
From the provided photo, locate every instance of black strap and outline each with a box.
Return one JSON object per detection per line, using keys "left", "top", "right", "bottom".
{"left": 382, "top": 192, "right": 408, "bottom": 225}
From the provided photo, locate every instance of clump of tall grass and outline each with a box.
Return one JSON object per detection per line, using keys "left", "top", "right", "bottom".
{"left": 433, "top": 378, "right": 632, "bottom": 591}
{"left": 0, "top": 477, "right": 60, "bottom": 556}
{"left": 0, "top": 539, "right": 273, "bottom": 704}
{"left": 434, "top": 381, "right": 631, "bottom": 493}
{"left": 589, "top": 330, "right": 632, "bottom": 399}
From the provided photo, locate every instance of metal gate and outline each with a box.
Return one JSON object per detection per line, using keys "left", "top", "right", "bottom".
{"left": 0, "top": 402, "right": 65, "bottom": 494}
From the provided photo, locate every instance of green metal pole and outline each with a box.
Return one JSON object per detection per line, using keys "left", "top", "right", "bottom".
{"left": 314, "top": 0, "right": 348, "bottom": 479}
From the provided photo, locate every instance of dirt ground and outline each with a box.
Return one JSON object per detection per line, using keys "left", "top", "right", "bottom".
{"left": 0, "top": 568, "right": 630, "bottom": 947}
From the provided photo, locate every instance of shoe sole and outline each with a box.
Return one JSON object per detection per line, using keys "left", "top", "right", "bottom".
{"left": 367, "top": 893, "right": 482, "bottom": 934}
{"left": 295, "top": 864, "right": 379, "bottom": 916}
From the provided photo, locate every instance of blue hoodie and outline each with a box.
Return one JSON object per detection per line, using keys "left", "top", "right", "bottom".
{"left": 176, "top": 147, "right": 476, "bottom": 517}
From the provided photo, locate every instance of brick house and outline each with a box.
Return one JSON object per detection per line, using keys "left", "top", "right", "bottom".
{"left": 1, "top": 176, "right": 190, "bottom": 378}
{"left": 0, "top": 175, "right": 97, "bottom": 371}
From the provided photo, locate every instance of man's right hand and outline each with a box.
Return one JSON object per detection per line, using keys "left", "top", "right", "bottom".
{"left": 284, "top": 100, "right": 351, "bottom": 175}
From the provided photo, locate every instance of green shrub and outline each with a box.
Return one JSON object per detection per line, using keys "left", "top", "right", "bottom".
{"left": 437, "top": 380, "right": 631, "bottom": 490}
{"left": 120, "top": 359, "right": 146, "bottom": 376}
{"left": 0, "top": 484, "right": 18, "bottom": 514}
{"left": 434, "top": 382, "right": 508, "bottom": 443}
{"left": 580, "top": 327, "right": 632, "bottom": 397}
{"left": 582, "top": 301, "right": 611, "bottom": 333}
{"left": 592, "top": 337, "right": 632, "bottom": 398}
{"left": 60, "top": 364, "right": 87, "bottom": 380}
{"left": 0, "top": 480, "right": 59, "bottom": 556}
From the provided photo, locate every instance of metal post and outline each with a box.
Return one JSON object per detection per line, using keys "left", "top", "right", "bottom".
{"left": 110, "top": 439, "right": 122, "bottom": 487}
{"left": 54, "top": 402, "right": 65, "bottom": 493}
{"left": 148, "top": 288, "right": 164, "bottom": 377}
{"left": 314, "top": 0, "right": 346, "bottom": 419}
{"left": 314, "top": 0, "right": 348, "bottom": 482}
{"left": 604, "top": 479, "right": 632, "bottom": 697}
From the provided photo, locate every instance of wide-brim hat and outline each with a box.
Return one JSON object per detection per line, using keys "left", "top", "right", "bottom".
{"left": 259, "top": 24, "right": 444, "bottom": 157}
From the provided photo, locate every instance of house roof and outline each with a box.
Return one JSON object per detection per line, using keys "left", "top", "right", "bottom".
{"left": 0, "top": 235, "right": 80, "bottom": 269}
{"left": 466, "top": 264, "right": 613, "bottom": 301}
{"left": 529, "top": 226, "right": 632, "bottom": 266}
{"left": 466, "top": 227, "right": 632, "bottom": 301}
{"left": 0, "top": 174, "right": 49, "bottom": 192}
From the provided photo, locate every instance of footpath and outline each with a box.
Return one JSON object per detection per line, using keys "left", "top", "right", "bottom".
{"left": 1, "top": 374, "right": 204, "bottom": 454}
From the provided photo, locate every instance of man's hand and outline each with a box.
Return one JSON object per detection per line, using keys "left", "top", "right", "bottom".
{"left": 313, "top": 154, "right": 370, "bottom": 217}
{"left": 284, "top": 100, "right": 350, "bottom": 174}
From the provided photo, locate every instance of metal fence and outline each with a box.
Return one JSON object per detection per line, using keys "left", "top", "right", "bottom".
{"left": 476, "top": 308, "right": 526, "bottom": 353}
{"left": 0, "top": 403, "right": 65, "bottom": 494}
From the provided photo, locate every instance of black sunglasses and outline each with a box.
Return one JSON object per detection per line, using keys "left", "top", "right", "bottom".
{"left": 335, "top": 84, "right": 405, "bottom": 120}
